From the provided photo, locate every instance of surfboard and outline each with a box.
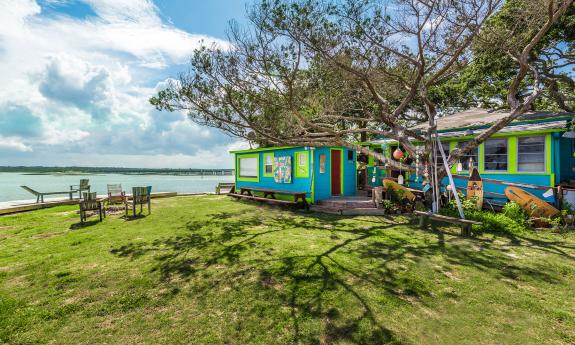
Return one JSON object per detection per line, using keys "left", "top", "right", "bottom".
{"left": 505, "top": 187, "right": 559, "bottom": 218}
{"left": 466, "top": 168, "right": 484, "bottom": 210}
{"left": 383, "top": 179, "right": 416, "bottom": 202}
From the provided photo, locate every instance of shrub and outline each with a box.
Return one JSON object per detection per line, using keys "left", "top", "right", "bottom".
{"left": 440, "top": 197, "right": 529, "bottom": 235}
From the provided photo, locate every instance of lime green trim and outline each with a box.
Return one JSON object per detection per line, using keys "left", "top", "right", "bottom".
{"left": 310, "top": 151, "right": 315, "bottom": 203}
{"left": 262, "top": 152, "right": 274, "bottom": 177}
{"left": 230, "top": 146, "right": 295, "bottom": 154}
{"left": 294, "top": 151, "right": 310, "bottom": 178}
{"left": 508, "top": 136, "right": 517, "bottom": 174}
{"left": 478, "top": 143, "right": 485, "bottom": 174}
{"left": 236, "top": 153, "right": 260, "bottom": 182}
{"left": 550, "top": 173, "right": 555, "bottom": 187}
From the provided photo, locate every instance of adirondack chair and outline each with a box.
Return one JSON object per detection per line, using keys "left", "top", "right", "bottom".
{"left": 125, "top": 186, "right": 152, "bottom": 216}
{"left": 20, "top": 185, "right": 74, "bottom": 203}
{"left": 79, "top": 192, "right": 105, "bottom": 223}
{"left": 70, "top": 179, "right": 91, "bottom": 199}
{"left": 107, "top": 184, "right": 126, "bottom": 205}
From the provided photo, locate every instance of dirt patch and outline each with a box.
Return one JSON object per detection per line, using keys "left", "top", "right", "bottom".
{"left": 0, "top": 226, "right": 15, "bottom": 231}
{"left": 31, "top": 231, "right": 66, "bottom": 239}
{"left": 443, "top": 271, "right": 462, "bottom": 282}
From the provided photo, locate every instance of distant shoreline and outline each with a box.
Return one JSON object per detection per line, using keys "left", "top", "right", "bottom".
{"left": 0, "top": 166, "right": 235, "bottom": 176}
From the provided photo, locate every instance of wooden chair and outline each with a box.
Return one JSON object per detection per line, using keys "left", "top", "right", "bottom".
{"left": 107, "top": 184, "right": 126, "bottom": 205}
{"left": 70, "top": 179, "right": 91, "bottom": 199}
{"left": 79, "top": 192, "right": 105, "bottom": 223}
{"left": 125, "top": 186, "right": 152, "bottom": 216}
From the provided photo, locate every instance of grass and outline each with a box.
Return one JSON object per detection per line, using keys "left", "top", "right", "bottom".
{"left": 1, "top": 195, "right": 575, "bottom": 344}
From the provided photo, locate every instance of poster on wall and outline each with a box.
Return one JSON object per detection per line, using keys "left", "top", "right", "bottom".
{"left": 274, "top": 156, "right": 292, "bottom": 183}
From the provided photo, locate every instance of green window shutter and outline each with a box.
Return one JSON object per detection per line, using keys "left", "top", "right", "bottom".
{"left": 263, "top": 152, "right": 274, "bottom": 177}
{"left": 294, "top": 151, "right": 309, "bottom": 178}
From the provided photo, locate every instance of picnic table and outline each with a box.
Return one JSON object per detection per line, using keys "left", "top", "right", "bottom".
{"left": 229, "top": 187, "right": 309, "bottom": 209}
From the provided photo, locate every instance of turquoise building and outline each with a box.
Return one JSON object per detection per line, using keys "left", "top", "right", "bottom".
{"left": 362, "top": 109, "right": 575, "bottom": 203}
{"left": 231, "top": 146, "right": 357, "bottom": 203}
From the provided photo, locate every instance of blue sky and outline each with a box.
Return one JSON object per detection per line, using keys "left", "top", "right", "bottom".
{"left": 0, "top": 0, "right": 251, "bottom": 168}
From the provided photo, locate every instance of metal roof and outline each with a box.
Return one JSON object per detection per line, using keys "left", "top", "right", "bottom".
{"left": 413, "top": 108, "right": 573, "bottom": 132}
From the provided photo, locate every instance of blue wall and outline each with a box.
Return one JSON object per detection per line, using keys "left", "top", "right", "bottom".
{"left": 235, "top": 147, "right": 313, "bottom": 199}
{"left": 312, "top": 147, "right": 357, "bottom": 201}
{"left": 235, "top": 146, "right": 357, "bottom": 203}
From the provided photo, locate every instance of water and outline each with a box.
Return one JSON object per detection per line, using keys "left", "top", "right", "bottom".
{"left": 0, "top": 172, "right": 234, "bottom": 203}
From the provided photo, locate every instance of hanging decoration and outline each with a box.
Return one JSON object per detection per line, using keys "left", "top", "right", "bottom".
{"left": 393, "top": 148, "right": 404, "bottom": 160}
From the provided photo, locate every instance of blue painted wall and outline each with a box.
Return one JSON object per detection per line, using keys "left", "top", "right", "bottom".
{"left": 235, "top": 146, "right": 357, "bottom": 203}
{"left": 235, "top": 147, "right": 314, "bottom": 199}
{"left": 312, "top": 147, "right": 331, "bottom": 201}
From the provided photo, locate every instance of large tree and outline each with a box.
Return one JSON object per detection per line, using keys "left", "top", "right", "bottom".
{"left": 151, "top": 0, "right": 573, "bottom": 176}
{"left": 432, "top": 0, "right": 575, "bottom": 112}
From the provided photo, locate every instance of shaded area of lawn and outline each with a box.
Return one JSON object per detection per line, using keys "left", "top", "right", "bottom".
{"left": 1, "top": 195, "right": 575, "bottom": 344}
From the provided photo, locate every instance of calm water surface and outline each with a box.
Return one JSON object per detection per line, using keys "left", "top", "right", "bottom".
{"left": 0, "top": 172, "right": 234, "bottom": 203}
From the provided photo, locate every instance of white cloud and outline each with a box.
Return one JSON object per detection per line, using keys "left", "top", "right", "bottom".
{"left": 0, "top": 0, "right": 240, "bottom": 168}
{"left": 0, "top": 137, "right": 32, "bottom": 152}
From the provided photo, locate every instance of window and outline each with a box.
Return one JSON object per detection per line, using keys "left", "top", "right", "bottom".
{"left": 484, "top": 138, "right": 508, "bottom": 171}
{"left": 518, "top": 136, "right": 545, "bottom": 172}
{"left": 347, "top": 150, "right": 354, "bottom": 161}
{"left": 319, "top": 154, "right": 326, "bottom": 173}
{"left": 263, "top": 152, "right": 274, "bottom": 177}
{"left": 457, "top": 141, "right": 478, "bottom": 171}
{"left": 238, "top": 156, "right": 258, "bottom": 178}
{"left": 295, "top": 151, "right": 309, "bottom": 178}
{"left": 435, "top": 142, "right": 450, "bottom": 167}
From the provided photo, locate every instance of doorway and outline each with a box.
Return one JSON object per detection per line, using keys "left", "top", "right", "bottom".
{"left": 331, "top": 150, "right": 342, "bottom": 196}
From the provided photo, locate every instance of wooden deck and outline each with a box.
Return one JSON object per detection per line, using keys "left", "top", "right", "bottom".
{"left": 0, "top": 192, "right": 179, "bottom": 216}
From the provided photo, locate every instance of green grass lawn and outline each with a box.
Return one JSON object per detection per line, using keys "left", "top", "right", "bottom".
{"left": 1, "top": 195, "right": 575, "bottom": 344}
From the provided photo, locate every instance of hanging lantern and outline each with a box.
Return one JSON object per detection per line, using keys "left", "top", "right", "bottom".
{"left": 398, "top": 174, "right": 404, "bottom": 185}
{"left": 393, "top": 148, "right": 404, "bottom": 160}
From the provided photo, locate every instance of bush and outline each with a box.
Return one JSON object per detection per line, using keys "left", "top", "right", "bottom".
{"left": 440, "top": 197, "right": 529, "bottom": 235}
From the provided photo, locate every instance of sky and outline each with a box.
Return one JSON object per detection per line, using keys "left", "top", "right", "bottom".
{"left": 0, "top": 0, "right": 252, "bottom": 168}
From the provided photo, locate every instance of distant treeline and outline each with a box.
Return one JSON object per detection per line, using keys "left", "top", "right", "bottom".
{"left": 0, "top": 166, "right": 235, "bottom": 176}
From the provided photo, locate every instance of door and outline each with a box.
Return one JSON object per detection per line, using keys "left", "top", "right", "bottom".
{"left": 331, "top": 150, "right": 341, "bottom": 196}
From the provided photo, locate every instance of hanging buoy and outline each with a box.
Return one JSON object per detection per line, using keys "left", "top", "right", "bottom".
{"left": 393, "top": 148, "right": 404, "bottom": 160}
{"left": 398, "top": 174, "right": 404, "bottom": 185}
{"left": 457, "top": 162, "right": 463, "bottom": 172}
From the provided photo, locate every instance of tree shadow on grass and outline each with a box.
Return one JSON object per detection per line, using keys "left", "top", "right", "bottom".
{"left": 109, "top": 208, "right": 574, "bottom": 344}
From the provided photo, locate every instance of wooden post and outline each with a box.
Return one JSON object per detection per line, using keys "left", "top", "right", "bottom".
{"left": 374, "top": 186, "right": 383, "bottom": 208}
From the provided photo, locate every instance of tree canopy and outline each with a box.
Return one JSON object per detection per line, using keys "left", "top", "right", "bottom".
{"left": 151, "top": 0, "right": 573, "bottom": 175}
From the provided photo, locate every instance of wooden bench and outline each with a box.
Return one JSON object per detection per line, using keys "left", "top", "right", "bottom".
{"left": 229, "top": 187, "right": 309, "bottom": 209}
{"left": 20, "top": 185, "right": 74, "bottom": 203}
{"left": 413, "top": 210, "right": 482, "bottom": 236}
{"left": 215, "top": 182, "right": 235, "bottom": 195}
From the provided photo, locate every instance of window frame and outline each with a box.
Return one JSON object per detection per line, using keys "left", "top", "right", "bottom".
{"left": 434, "top": 142, "right": 451, "bottom": 167}
{"left": 236, "top": 153, "right": 260, "bottom": 182}
{"left": 483, "top": 138, "right": 509, "bottom": 172}
{"left": 456, "top": 140, "right": 479, "bottom": 172}
{"left": 319, "top": 154, "right": 326, "bottom": 174}
{"left": 516, "top": 135, "right": 546, "bottom": 173}
{"left": 263, "top": 152, "right": 274, "bottom": 177}
{"left": 294, "top": 151, "right": 310, "bottom": 178}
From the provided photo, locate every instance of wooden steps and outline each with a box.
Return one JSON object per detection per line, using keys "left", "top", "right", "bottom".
{"left": 311, "top": 197, "right": 383, "bottom": 216}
